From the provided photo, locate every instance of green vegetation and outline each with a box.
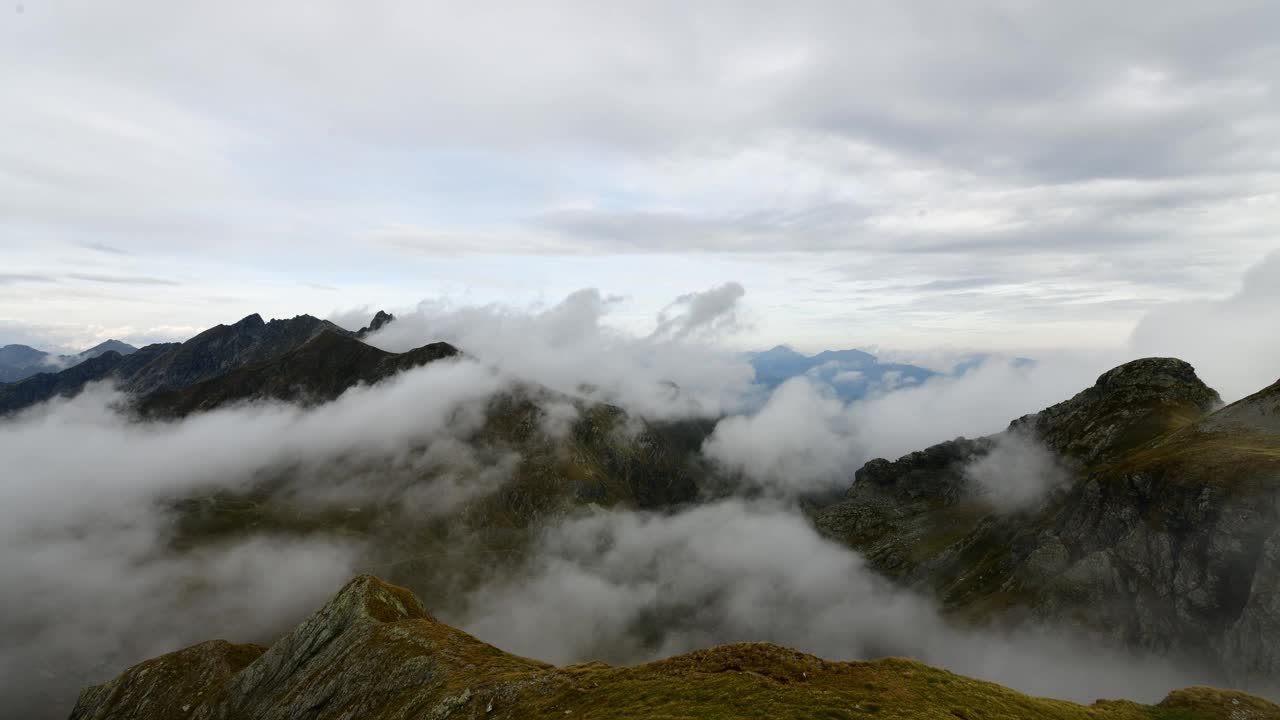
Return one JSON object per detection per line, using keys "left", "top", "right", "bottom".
{"left": 73, "top": 577, "right": 1280, "bottom": 720}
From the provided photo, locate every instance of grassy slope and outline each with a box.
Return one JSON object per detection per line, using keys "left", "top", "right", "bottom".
{"left": 75, "top": 577, "right": 1280, "bottom": 720}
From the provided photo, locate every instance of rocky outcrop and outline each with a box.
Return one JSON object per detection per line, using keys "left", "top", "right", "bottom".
{"left": 70, "top": 575, "right": 1280, "bottom": 720}
{"left": 816, "top": 358, "right": 1280, "bottom": 686}
{"left": 356, "top": 310, "right": 395, "bottom": 338}
{"left": 1010, "top": 357, "right": 1222, "bottom": 464}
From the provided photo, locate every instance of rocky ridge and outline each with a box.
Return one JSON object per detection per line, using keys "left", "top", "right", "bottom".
{"left": 816, "top": 358, "right": 1280, "bottom": 685}
{"left": 71, "top": 575, "right": 1280, "bottom": 720}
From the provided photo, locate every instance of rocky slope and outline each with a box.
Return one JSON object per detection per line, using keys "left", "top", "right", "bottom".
{"left": 816, "top": 358, "right": 1280, "bottom": 686}
{"left": 71, "top": 575, "right": 1280, "bottom": 720}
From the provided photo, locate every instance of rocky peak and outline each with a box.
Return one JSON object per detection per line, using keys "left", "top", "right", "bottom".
{"left": 1011, "top": 357, "right": 1221, "bottom": 464}
{"left": 356, "top": 310, "right": 395, "bottom": 338}
{"left": 71, "top": 575, "right": 1280, "bottom": 720}
{"left": 233, "top": 312, "right": 265, "bottom": 328}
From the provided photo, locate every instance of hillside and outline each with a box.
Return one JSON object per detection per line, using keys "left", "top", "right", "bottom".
{"left": 815, "top": 358, "right": 1280, "bottom": 684}
{"left": 71, "top": 575, "right": 1280, "bottom": 720}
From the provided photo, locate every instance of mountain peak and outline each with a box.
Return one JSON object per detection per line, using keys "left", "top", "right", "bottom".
{"left": 356, "top": 310, "right": 395, "bottom": 338}
{"left": 71, "top": 574, "right": 1280, "bottom": 720}
{"left": 79, "top": 339, "right": 137, "bottom": 359}
{"left": 1012, "top": 356, "right": 1221, "bottom": 463}
{"left": 233, "top": 313, "right": 265, "bottom": 328}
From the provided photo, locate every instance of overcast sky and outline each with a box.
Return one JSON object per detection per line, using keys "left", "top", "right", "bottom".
{"left": 3, "top": 1, "right": 1279, "bottom": 354}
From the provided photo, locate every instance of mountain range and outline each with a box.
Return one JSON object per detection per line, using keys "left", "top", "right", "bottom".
{"left": 748, "top": 345, "right": 1033, "bottom": 402}
{"left": 3, "top": 311, "right": 1278, "bottom": 718}
{"left": 0, "top": 339, "right": 138, "bottom": 383}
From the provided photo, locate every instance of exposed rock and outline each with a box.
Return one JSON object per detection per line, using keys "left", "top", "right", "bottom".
{"left": 1010, "top": 357, "right": 1222, "bottom": 464}
{"left": 70, "top": 575, "right": 1280, "bottom": 720}
{"left": 816, "top": 358, "right": 1280, "bottom": 685}
{"left": 356, "top": 310, "right": 396, "bottom": 338}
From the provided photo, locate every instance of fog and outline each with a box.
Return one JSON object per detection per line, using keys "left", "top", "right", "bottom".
{"left": 358, "top": 285, "right": 761, "bottom": 418}
{"left": 454, "top": 500, "right": 1207, "bottom": 703}
{"left": 703, "top": 353, "right": 1106, "bottom": 495}
{"left": 1, "top": 285, "right": 1264, "bottom": 717}
{"left": 0, "top": 358, "right": 513, "bottom": 718}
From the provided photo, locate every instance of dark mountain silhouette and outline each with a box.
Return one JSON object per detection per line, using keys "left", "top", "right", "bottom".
{"left": 0, "top": 312, "right": 395, "bottom": 414}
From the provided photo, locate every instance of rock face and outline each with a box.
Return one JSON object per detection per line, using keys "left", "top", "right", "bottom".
{"left": 816, "top": 358, "right": 1280, "bottom": 686}
{"left": 356, "top": 309, "right": 395, "bottom": 338}
{"left": 70, "top": 575, "right": 1280, "bottom": 720}
{"left": 1010, "top": 357, "right": 1222, "bottom": 464}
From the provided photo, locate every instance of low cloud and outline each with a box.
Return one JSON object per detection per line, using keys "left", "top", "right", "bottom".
{"left": 454, "top": 500, "right": 1215, "bottom": 703}
{"left": 702, "top": 378, "right": 857, "bottom": 493}
{"left": 651, "top": 281, "right": 746, "bottom": 341}
{"left": 0, "top": 358, "right": 517, "bottom": 719}
{"left": 703, "top": 354, "right": 1106, "bottom": 495}
{"left": 964, "top": 431, "right": 1070, "bottom": 510}
{"left": 361, "top": 285, "right": 759, "bottom": 419}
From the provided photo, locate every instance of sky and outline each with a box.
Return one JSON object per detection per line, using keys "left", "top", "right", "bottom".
{"left": 2, "top": 1, "right": 1279, "bottom": 354}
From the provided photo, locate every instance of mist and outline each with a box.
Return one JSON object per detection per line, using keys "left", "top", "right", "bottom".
{"left": 0, "top": 357, "right": 516, "bottom": 719}
{"left": 0, "top": 287, "right": 1262, "bottom": 718}
{"left": 356, "top": 285, "right": 761, "bottom": 419}
{"left": 452, "top": 499, "right": 1213, "bottom": 704}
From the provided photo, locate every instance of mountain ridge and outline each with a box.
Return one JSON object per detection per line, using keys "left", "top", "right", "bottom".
{"left": 70, "top": 574, "right": 1280, "bottom": 720}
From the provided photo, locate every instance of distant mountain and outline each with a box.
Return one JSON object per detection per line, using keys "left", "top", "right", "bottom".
{"left": 139, "top": 330, "right": 459, "bottom": 417}
{"left": 748, "top": 345, "right": 937, "bottom": 401}
{"left": 0, "top": 312, "right": 388, "bottom": 414}
{"left": 71, "top": 575, "right": 1280, "bottom": 720}
{"left": 0, "top": 339, "right": 137, "bottom": 383}
{"left": 78, "top": 339, "right": 137, "bottom": 360}
{"left": 0, "top": 344, "right": 49, "bottom": 382}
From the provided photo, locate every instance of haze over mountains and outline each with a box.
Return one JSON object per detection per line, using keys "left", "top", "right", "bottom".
{"left": 1, "top": 300, "right": 1278, "bottom": 720}
{"left": 0, "top": 339, "right": 138, "bottom": 383}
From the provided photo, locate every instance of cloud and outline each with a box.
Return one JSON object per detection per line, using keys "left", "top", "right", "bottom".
{"left": 651, "top": 281, "right": 745, "bottom": 340}
{"left": 453, "top": 499, "right": 1216, "bottom": 703}
{"left": 0, "top": 273, "right": 57, "bottom": 285}
{"left": 963, "top": 430, "right": 1070, "bottom": 510}
{"left": 702, "top": 354, "right": 1108, "bottom": 495}
{"left": 75, "top": 241, "right": 130, "bottom": 255}
{"left": 702, "top": 378, "right": 857, "bottom": 493}
{"left": 1130, "top": 252, "right": 1280, "bottom": 402}
{"left": 66, "top": 273, "right": 181, "bottom": 286}
{"left": 362, "top": 285, "right": 759, "bottom": 418}
{"left": 0, "top": 358, "right": 516, "bottom": 719}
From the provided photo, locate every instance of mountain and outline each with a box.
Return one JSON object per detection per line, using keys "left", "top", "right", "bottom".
{"left": 0, "top": 339, "right": 136, "bottom": 383}
{"left": 77, "top": 339, "right": 138, "bottom": 359}
{"left": 748, "top": 345, "right": 937, "bottom": 402}
{"left": 356, "top": 309, "right": 395, "bottom": 338}
{"left": 138, "top": 330, "right": 459, "bottom": 417}
{"left": 815, "top": 357, "right": 1280, "bottom": 684}
{"left": 71, "top": 574, "right": 1280, "bottom": 720}
{"left": 0, "top": 313, "right": 383, "bottom": 414}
